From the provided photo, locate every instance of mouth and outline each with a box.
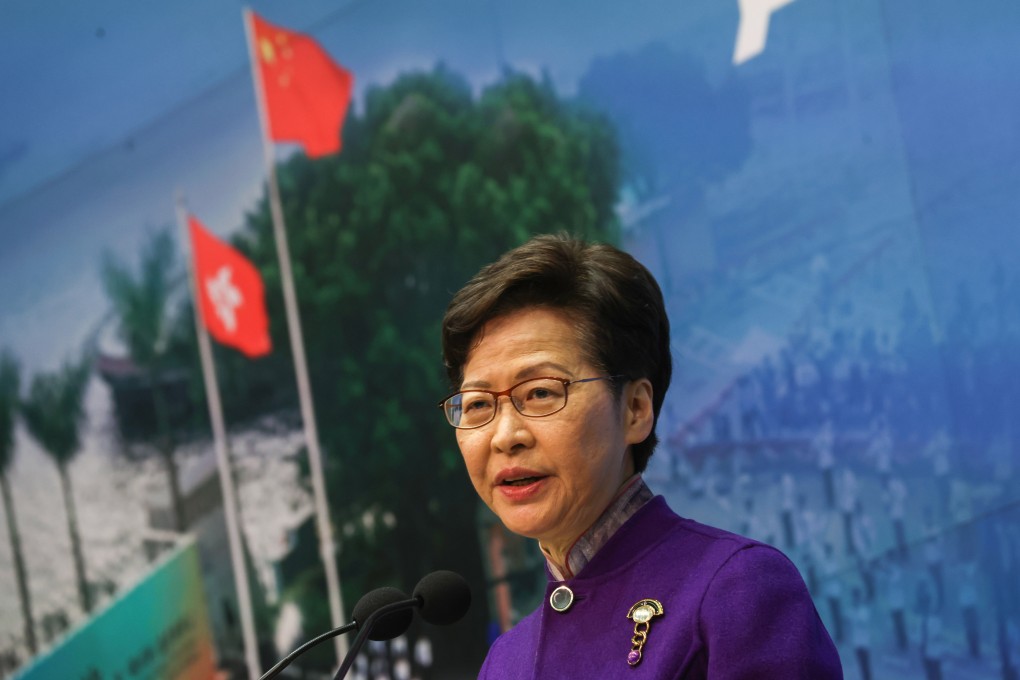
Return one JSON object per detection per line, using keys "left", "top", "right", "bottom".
{"left": 494, "top": 471, "right": 549, "bottom": 500}
{"left": 495, "top": 469, "right": 549, "bottom": 487}
{"left": 500, "top": 475, "right": 546, "bottom": 487}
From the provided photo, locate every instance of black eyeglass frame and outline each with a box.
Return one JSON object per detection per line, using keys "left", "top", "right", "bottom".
{"left": 437, "top": 375, "right": 622, "bottom": 429}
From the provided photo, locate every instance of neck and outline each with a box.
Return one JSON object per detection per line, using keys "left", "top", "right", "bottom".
{"left": 539, "top": 474, "right": 646, "bottom": 579}
{"left": 543, "top": 545, "right": 571, "bottom": 577}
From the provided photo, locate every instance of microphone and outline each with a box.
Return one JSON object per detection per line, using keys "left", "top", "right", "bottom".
{"left": 259, "top": 587, "right": 412, "bottom": 680}
{"left": 332, "top": 570, "right": 472, "bottom": 680}
{"left": 351, "top": 586, "right": 416, "bottom": 641}
{"left": 414, "top": 570, "right": 472, "bottom": 625}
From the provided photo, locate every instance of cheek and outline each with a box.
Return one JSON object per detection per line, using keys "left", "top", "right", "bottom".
{"left": 456, "top": 432, "right": 488, "bottom": 478}
{"left": 570, "top": 399, "right": 620, "bottom": 441}
{"left": 571, "top": 404, "right": 627, "bottom": 470}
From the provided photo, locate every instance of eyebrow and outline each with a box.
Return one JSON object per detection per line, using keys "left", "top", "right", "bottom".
{"left": 461, "top": 361, "right": 576, "bottom": 389}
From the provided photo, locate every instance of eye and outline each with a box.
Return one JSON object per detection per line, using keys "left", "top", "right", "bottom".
{"left": 524, "top": 381, "right": 564, "bottom": 402}
{"left": 464, "top": 395, "right": 493, "bottom": 412}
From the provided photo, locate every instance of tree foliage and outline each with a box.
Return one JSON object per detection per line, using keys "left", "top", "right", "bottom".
{"left": 0, "top": 349, "right": 37, "bottom": 655}
{"left": 21, "top": 354, "right": 93, "bottom": 613}
{"left": 0, "top": 350, "right": 19, "bottom": 473}
{"left": 100, "top": 229, "right": 189, "bottom": 531}
{"left": 20, "top": 355, "right": 90, "bottom": 467}
{"left": 218, "top": 66, "right": 621, "bottom": 666}
{"left": 101, "top": 232, "right": 179, "bottom": 369}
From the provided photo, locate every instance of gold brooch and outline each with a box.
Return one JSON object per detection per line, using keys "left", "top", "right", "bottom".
{"left": 626, "top": 599, "right": 664, "bottom": 666}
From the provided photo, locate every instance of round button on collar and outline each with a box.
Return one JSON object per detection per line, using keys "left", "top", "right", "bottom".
{"left": 549, "top": 585, "right": 575, "bottom": 613}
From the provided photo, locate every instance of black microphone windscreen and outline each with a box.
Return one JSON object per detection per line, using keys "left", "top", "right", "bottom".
{"left": 352, "top": 587, "right": 414, "bottom": 641}
{"left": 412, "top": 570, "right": 472, "bottom": 626}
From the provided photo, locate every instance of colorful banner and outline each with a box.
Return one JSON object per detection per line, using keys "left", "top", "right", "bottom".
{"left": 15, "top": 541, "right": 216, "bottom": 680}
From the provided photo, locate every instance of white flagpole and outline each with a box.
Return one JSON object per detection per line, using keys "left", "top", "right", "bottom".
{"left": 175, "top": 194, "right": 262, "bottom": 679}
{"left": 243, "top": 8, "right": 349, "bottom": 664}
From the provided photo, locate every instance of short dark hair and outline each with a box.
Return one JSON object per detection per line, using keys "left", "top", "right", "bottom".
{"left": 441, "top": 234, "right": 672, "bottom": 472}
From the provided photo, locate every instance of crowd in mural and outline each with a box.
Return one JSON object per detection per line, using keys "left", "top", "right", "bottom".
{"left": 667, "top": 268, "right": 1020, "bottom": 679}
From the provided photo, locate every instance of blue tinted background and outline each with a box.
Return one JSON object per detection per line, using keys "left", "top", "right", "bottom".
{"left": 1, "top": 0, "right": 1018, "bottom": 677}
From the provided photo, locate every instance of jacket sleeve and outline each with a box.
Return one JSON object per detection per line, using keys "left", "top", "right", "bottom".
{"left": 476, "top": 628, "right": 515, "bottom": 680}
{"left": 478, "top": 650, "right": 493, "bottom": 679}
{"left": 699, "top": 545, "right": 843, "bottom": 679}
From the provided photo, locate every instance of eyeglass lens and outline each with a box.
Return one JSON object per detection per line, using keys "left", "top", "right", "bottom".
{"left": 445, "top": 378, "right": 568, "bottom": 428}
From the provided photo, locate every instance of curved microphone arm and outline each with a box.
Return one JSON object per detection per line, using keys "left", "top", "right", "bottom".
{"left": 264, "top": 571, "right": 470, "bottom": 680}
{"left": 259, "top": 585, "right": 411, "bottom": 680}
{"left": 332, "top": 597, "right": 420, "bottom": 680}
{"left": 259, "top": 620, "right": 357, "bottom": 680}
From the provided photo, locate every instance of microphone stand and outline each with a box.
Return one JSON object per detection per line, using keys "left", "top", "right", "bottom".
{"left": 259, "top": 621, "right": 357, "bottom": 680}
{"left": 332, "top": 597, "right": 420, "bottom": 680}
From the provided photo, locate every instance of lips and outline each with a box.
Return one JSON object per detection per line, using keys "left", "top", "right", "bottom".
{"left": 495, "top": 467, "right": 548, "bottom": 487}
{"left": 502, "top": 476, "right": 544, "bottom": 486}
{"left": 494, "top": 469, "right": 549, "bottom": 502}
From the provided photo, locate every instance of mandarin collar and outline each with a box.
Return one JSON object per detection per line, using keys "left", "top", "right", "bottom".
{"left": 541, "top": 474, "right": 654, "bottom": 580}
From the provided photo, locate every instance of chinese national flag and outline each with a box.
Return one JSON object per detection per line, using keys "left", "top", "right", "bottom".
{"left": 189, "top": 216, "right": 272, "bottom": 358}
{"left": 249, "top": 11, "right": 354, "bottom": 157}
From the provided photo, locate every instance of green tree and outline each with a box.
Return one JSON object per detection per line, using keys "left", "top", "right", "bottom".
{"left": 0, "top": 350, "right": 36, "bottom": 655}
{"left": 20, "top": 354, "right": 93, "bottom": 614}
{"left": 220, "top": 66, "right": 620, "bottom": 670}
{"left": 100, "top": 230, "right": 187, "bottom": 532}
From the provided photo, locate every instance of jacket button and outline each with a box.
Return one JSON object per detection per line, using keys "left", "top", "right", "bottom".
{"left": 549, "top": 585, "right": 574, "bottom": 612}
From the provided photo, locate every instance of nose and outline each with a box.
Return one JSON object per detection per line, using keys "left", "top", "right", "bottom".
{"left": 489, "top": 395, "right": 534, "bottom": 454}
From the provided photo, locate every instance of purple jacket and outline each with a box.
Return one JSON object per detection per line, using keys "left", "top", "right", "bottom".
{"left": 479, "top": 497, "right": 842, "bottom": 679}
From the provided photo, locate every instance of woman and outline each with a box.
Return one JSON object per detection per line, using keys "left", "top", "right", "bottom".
{"left": 440, "top": 235, "right": 842, "bottom": 678}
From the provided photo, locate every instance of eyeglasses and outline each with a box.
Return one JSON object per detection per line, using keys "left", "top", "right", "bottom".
{"left": 438, "top": 376, "right": 619, "bottom": 429}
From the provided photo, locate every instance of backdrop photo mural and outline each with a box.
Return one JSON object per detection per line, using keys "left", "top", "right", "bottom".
{"left": 1, "top": 0, "right": 1018, "bottom": 678}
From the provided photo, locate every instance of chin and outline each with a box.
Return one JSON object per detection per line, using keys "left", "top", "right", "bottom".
{"left": 497, "top": 510, "right": 551, "bottom": 540}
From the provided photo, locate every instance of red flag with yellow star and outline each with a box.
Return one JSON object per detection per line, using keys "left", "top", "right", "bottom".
{"left": 189, "top": 215, "right": 272, "bottom": 358}
{"left": 249, "top": 11, "right": 354, "bottom": 157}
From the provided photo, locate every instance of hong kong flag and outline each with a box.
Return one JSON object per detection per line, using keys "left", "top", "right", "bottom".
{"left": 248, "top": 11, "right": 354, "bottom": 157}
{"left": 188, "top": 216, "right": 272, "bottom": 358}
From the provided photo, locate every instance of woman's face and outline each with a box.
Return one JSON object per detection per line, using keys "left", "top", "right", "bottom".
{"left": 455, "top": 307, "right": 653, "bottom": 556}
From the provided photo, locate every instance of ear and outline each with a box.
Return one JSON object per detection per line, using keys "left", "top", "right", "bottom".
{"left": 622, "top": 378, "right": 655, "bottom": 446}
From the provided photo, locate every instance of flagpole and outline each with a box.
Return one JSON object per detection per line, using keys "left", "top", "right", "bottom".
{"left": 243, "top": 7, "right": 349, "bottom": 664}
{"left": 175, "top": 194, "right": 262, "bottom": 679}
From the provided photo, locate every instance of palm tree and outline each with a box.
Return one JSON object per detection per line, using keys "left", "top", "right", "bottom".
{"left": 100, "top": 230, "right": 186, "bottom": 532}
{"left": 0, "top": 350, "right": 37, "bottom": 655}
{"left": 20, "top": 354, "right": 92, "bottom": 614}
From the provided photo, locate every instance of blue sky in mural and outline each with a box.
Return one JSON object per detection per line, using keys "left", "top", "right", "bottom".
{"left": 0, "top": 0, "right": 729, "bottom": 205}
{"left": 0, "top": 0, "right": 351, "bottom": 202}
{"left": 1, "top": 0, "right": 1018, "bottom": 374}
{"left": 0, "top": 0, "right": 740, "bottom": 372}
